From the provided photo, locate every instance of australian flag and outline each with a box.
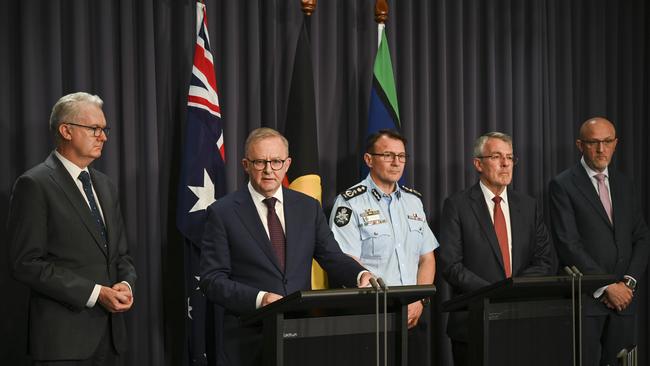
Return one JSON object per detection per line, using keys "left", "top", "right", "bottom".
{"left": 177, "top": 2, "right": 226, "bottom": 365}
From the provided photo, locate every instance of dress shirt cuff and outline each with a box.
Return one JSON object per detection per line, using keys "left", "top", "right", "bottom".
{"left": 623, "top": 274, "right": 636, "bottom": 283}
{"left": 86, "top": 284, "right": 102, "bottom": 308}
{"left": 593, "top": 285, "right": 609, "bottom": 299}
{"left": 357, "top": 270, "right": 371, "bottom": 287}
{"left": 256, "top": 291, "right": 267, "bottom": 309}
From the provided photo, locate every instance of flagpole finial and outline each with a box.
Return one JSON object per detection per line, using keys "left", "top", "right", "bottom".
{"left": 375, "top": 0, "right": 388, "bottom": 24}
{"left": 301, "top": 0, "right": 317, "bottom": 16}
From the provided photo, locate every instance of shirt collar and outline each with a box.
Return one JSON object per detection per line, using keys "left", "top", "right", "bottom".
{"left": 580, "top": 156, "right": 609, "bottom": 179}
{"left": 479, "top": 180, "right": 509, "bottom": 204}
{"left": 54, "top": 150, "right": 89, "bottom": 181}
{"left": 364, "top": 174, "right": 401, "bottom": 201}
{"left": 247, "top": 181, "right": 284, "bottom": 204}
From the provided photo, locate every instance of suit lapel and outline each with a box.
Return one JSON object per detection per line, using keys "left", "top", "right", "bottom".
{"left": 46, "top": 154, "right": 108, "bottom": 256}
{"left": 282, "top": 188, "right": 300, "bottom": 274}
{"left": 469, "top": 184, "right": 507, "bottom": 274}
{"left": 571, "top": 164, "right": 612, "bottom": 228}
{"left": 608, "top": 170, "right": 623, "bottom": 230}
{"left": 508, "top": 190, "right": 523, "bottom": 275}
{"left": 91, "top": 169, "right": 113, "bottom": 257}
{"left": 233, "top": 188, "right": 283, "bottom": 273}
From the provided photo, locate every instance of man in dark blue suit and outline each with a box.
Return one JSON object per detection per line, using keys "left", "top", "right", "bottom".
{"left": 549, "top": 117, "right": 649, "bottom": 365}
{"left": 438, "top": 132, "right": 555, "bottom": 366}
{"left": 200, "top": 127, "right": 372, "bottom": 366}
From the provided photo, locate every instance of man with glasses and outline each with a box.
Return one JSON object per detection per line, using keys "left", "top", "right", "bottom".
{"left": 438, "top": 131, "right": 555, "bottom": 366}
{"left": 7, "top": 92, "right": 136, "bottom": 365}
{"left": 549, "top": 117, "right": 649, "bottom": 365}
{"left": 329, "top": 129, "right": 438, "bottom": 364}
{"left": 200, "top": 127, "right": 372, "bottom": 366}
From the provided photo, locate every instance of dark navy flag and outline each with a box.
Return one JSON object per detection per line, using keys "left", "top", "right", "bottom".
{"left": 177, "top": 2, "right": 226, "bottom": 365}
{"left": 362, "top": 23, "right": 404, "bottom": 184}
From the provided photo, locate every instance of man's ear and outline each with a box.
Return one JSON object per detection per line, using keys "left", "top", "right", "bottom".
{"left": 58, "top": 123, "right": 72, "bottom": 141}
{"left": 472, "top": 158, "right": 482, "bottom": 173}
{"left": 363, "top": 153, "right": 372, "bottom": 169}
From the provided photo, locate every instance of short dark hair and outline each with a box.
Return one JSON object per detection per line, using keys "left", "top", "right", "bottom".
{"left": 365, "top": 129, "right": 407, "bottom": 153}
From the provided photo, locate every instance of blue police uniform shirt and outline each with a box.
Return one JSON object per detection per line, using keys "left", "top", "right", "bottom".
{"left": 329, "top": 175, "right": 439, "bottom": 286}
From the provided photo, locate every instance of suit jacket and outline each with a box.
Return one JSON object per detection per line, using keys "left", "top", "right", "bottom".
{"left": 7, "top": 152, "right": 137, "bottom": 360}
{"left": 438, "top": 183, "right": 555, "bottom": 341}
{"left": 549, "top": 163, "right": 649, "bottom": 316}
{"left": 200, "top": 186, "right": 366, "bottom": 366}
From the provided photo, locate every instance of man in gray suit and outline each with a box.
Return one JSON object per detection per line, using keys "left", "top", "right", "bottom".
{"left": 438, "top": 132, "right": 555, "bottom": 366}
{"left": 7, "top": 92, "right": 137, "bottom": 365}
{"left": 550, "top": 117, "right": 649, "bottom": 365}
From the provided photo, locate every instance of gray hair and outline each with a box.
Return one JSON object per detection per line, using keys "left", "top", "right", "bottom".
{"left": 472, "top": 132, "right": 513, "bottom": 158}
{"left": 49, "top": 92, "right": 103, "bottom": 140}
{"left": 244, "top": 127, "right": 289, "bottom": 156}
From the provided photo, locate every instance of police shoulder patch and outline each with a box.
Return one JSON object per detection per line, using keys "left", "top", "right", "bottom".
{"left": 341, "top": 185, "right": 367, "bottom": 201}
{"left": 401, "top": 185, "right": 423, "bottom": 198}
{"left": 334, "top": 206, "right": 352, "bottom": 227}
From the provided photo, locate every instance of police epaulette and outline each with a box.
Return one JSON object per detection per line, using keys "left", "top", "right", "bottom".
{"left": 401, "top": 185, "right": 422, "bottom": 198}
{"left": 341, "top": 185, "right": 367, "bottom": 200}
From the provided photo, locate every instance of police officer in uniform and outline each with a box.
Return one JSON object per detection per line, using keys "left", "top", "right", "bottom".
{"left": 329, "top": 129, "right": 438, "bottom": 364}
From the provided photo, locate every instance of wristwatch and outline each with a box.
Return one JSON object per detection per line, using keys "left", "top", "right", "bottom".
{"left": 420, "top": 297, "right": 430, "bottom": 306}
{"left": 623, "top": 277, "right": 637, "bottom": 292}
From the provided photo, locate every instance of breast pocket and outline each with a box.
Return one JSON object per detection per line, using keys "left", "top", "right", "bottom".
{"left": 359, "top": 223, "right": 393, "bottom": 258}
{"left": 406, "top": 218, "right": 425, "bottom": 255}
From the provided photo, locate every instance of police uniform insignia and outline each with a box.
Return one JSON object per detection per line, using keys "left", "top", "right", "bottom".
{"left": 371, "top": 189, "right": 382, "bottom": 201}
{"left": 334, "top": 207, "right": 352, "bottom": 227}
{"left": 401, "top": 185, "right": 422, "bottom": 198}
{"left": 360, "top": 208, "right": 385, "bottom": 226}
{"left": 407, "top": 213, "right": 424, "bottom": 222}
{"left": 341, "top": 185, "right": 367, "bottom": 200}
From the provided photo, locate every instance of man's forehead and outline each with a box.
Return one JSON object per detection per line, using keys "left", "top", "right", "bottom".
{"left": 484, "top": 138, "right": 512, "bottom": 152}
{"left": 374, "top": 136, "right": 405, "bottom": 151}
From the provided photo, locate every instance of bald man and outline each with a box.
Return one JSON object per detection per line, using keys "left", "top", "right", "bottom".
{"left": 549, "top": 117, "right": 649, "bottom": 365}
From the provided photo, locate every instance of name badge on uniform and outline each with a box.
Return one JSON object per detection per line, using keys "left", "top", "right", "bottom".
{"left": 360, "top": 209, "right": 385, "bottom": 226}
{"left": 407, "top": 213, "right": 424, "bottom": 221}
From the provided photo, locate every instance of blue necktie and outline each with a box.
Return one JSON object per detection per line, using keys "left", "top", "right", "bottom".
{"left": 78, "top": 171, "right": 108, "bottom": 248}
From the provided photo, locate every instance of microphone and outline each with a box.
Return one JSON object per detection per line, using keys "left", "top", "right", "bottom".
{"left": 369, "top": 277, "right": 381, "bottom": 292}
{"left": 377, "top": 277, "right": 389, "bottom": 291}
{"left": 570, "top": 265, "right": 583, "bottom": 277}
{"left": 564, "top": 266, "right": 577, "bottom": 366}
{"left": 570, "top": 266, "right": 584, "bottom": 366}
{"left": 564, "top": 266, "right": 576, "bottom": 277}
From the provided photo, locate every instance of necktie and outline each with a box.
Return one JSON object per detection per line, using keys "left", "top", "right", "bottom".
{"left": 594, "top": 173, "right": 613, "bottom": 223}
{"left": 492, "top": 196, "right": 511, "bottom": 277}
{"left": 263, "top": 197, "right": 286, "bottom": 271}
{"left": 78, "top": 171, "right": 108, "bottom": 248}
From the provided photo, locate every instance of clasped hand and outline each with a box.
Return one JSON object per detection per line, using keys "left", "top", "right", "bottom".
{"left": 98, "top": 282, "right": 134, "bottom": 313}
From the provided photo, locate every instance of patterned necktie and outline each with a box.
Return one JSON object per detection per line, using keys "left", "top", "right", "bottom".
{"left": 492, "top": 196, "right": 511, "bottom": 277}
{"left": 263, "top": 197, "right": 286, "bottom": 271}
{"left": 594, "top": 173, "right": 613, "bottom": 223}
{"left": 78, "top": 171, "right": 108, "bottom": 249}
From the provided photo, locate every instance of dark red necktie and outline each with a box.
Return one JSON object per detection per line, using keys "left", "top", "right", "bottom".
{"left": 492, "top": 196, "right": 511, "bottom": 277}
{"left": 263, "top": 197, "right": 286, "bottom": 271}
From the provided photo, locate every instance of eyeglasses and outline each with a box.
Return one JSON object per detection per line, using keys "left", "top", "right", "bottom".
{"left": 246, "top": 158, "right": 288, "bottom": 171}
{"left": 368, "top": 152, "right": 409, "bottom": 163}
{"left": 65, "top": 122, "right": 111, "bottom": 137}
{"left": 579, "top": 138, "right": 616, "bottom": 148}
{"left": 477, "top": 154, "right": 518, "bottom": 165}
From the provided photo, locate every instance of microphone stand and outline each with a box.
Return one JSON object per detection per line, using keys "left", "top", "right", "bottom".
{"left": 564, "top": 266, "right": 577, "bottom": 366}
{"left": 571, "top": 266, "right": 584, "bottom": 366}
{"left": 377, "top": 278, "right": 389, "bottom": 366}
{"left": 369, "top": 277, "right": 381, "bottom": 366}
